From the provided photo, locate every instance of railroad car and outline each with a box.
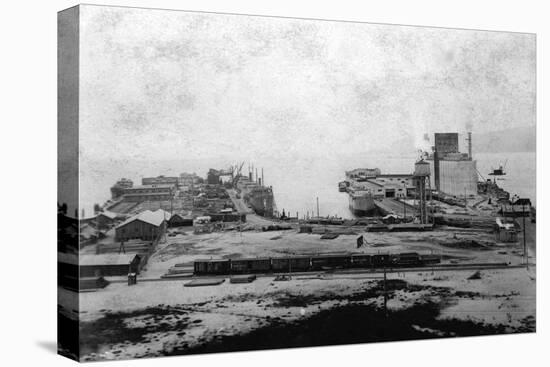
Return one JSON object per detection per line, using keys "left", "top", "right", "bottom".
{"left": 350, "top": 254, "right": 372, "bottom": 268}
{"left": 391, "top": 252, "right": 421, "bottom": 267}
{"left": 289, "top": 256, "right": 312, "bottom": 272}
{"left": 229, "top": 259, "right": 249, "bottom": 274}
{"left": 249, "top": 258, "right": 272, "bottom": 272}
{"left": 230, "top": 258, "right": 271, "bottom": 274}
{"left": 271, "top": 257, "right": 312, "bottom": 272}
{"left": 271, "top": 257, "right": 291, "bottom": 272}
{"left": 372, "top": 254, "right": 391, "bottom": 267}
{"left": 194, "top": 259, "right": 231, "bottom": 275}
{"left": 419, "top": 254, "right": 441, "bottom": 265}
{"left": 193, "top": 252, "right": 438, "bottom": 275}
{"left": 310, "top": 254, "right": 351, "bottom": 270}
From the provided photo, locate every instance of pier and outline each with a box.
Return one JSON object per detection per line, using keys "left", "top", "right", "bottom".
{"left": 374, "top": 198, "right": 416, "bottom": 218}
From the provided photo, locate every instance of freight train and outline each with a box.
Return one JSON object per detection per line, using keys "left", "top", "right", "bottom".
{"left": 193, "top": 252, "right": 441, "bottom": 275}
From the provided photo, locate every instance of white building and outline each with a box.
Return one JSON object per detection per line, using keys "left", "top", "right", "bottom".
{"left": 428, "top": 159, "right": 478, "bottom": 197}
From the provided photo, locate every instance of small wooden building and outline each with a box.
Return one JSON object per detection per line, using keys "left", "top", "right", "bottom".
{"left": 168, "top": 213, "right": 193, "bottom": 227}
{"left": 495, "top": 217, "right": 519, "bottom": 243}
{"left": 115, "top": 209, "right": 169, "bottom": 241}
{"left": 96, "top": 211, "right": 117, "bottom": 229}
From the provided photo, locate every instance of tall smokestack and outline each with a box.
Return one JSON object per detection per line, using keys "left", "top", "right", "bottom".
{"left": 262, "top": 168, "right": 264, "bottom": 187}
{"left": 433, "top": 148, "right": 440, "bottom": 192}
{"left": 467, "top": 132, "right": 472, "bottom": 159}
{"left": 255, "top": 168, "right": 258, "bottom": 183}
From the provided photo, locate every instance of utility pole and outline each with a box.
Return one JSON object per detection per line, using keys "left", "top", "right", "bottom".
{"left": 170, "top": 194, "right": 173, "bottom": 216}
{"left": 316, "top": 197, "right": 320, "bottom": 218}
{"left": 289, "top": 257, "right": 292, "bottom": 275}
{"left": 521, "top": 204, "right": 529, "bottom": 270}
{"left": 403, "top": 183, "right": 406, "bottom": 219}
{"left": 383, "top": 265, "right": 388, "bottom": 318}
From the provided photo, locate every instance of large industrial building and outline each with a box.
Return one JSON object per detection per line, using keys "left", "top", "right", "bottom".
{"left": 110, "top": 178, "right": 133, "bottom": 199}
{"left": 142, "top": 175, "right": 179, "bottom": 187}
{"left": 427, "top": 132, "right": 478, "bottom": 197}
{"left": 122, "top": 184, "right": 174, "bottom": 202}
{"left": 350, "top": 174, "right": 415, "bottom": 199}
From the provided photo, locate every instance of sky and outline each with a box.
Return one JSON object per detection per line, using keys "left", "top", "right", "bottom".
{"left": 78, "top": 5, "right": 536, "bottom": 164}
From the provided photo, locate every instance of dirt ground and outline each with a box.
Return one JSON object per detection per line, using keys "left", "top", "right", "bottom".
{"left": 76, "top": 266, "right": 535, "bottom": 361}
{"left": 72, "top": 217, "right": 536, "bottom": 361}
{"left": 139, "top": 223, "right": 529, "bottom": 278}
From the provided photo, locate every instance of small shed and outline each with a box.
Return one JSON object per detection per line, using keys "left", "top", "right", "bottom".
{"left": 79, "top": 254, "right": 142, "bottom": 277}
{"left": 96, "top": 211, "right": 118, "bottom": 229}
{"left": 495, "top": 217, "right": 519, "bottom": 243}
{"left": 193, "top": 216, "right": 212, "bottom": 225}
{"left": 168, "top": 213, "right": 194, "bottom": 227}
{"left": 115, "top": 209, "right": 168, "bottom": 241}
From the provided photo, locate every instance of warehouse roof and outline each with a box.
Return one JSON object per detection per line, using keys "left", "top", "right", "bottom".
{"left": 80, "top": 253, "right": 140, "bottom": 266}
{"left": 97, "top": 211, "right": 117, "bottom": 219}
{"left": 128, "top": 184, "right": 174, "bottom": 189}
{"left": 170, "top": 212, "right": 193, "bottom": 220}
{"left": 116, "top": 209, "right": 170, "bottom": 229}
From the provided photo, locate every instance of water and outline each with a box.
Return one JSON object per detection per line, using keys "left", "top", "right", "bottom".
{"left": 475, "top": 152, "right": 536, "bottom": 203}
{"left": 80, "top": 152, "right": 536, "bottom": 219}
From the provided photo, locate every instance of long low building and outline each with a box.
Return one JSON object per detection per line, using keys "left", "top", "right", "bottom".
{"left": 122, "top": 184, "right": 174, "bottom": 202}
{"left": 79, "top": 253, "right": 142, "bottom": 277}
{"left": 142, "top": 175, "right": 179, "bottom": 186}
{"left": 350, "top": 174, "right": 415, "bottom": 199}
{"left": 115, "top": 209, "right": 170, "bottom": 242}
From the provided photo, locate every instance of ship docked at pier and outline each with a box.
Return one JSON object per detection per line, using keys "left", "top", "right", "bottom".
{"left": 340, "top": 167, "right": 419, "bottom": 217}
{"left": 233, "top": 166, "right": 277, "bottom": 218}
{"left": 340, "top": 168, "right": 381, "bottom": 216}
{"left": 347, "top": 187, "right": 376, "bottom": 216}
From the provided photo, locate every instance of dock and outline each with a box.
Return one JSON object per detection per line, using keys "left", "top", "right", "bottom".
{"left": 375, "top": 198, "right": 416, "bottom": 217}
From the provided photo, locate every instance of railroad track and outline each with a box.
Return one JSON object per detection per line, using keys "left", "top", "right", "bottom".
{"left": 107, "top": 262, "right": 531, "bottom": 284}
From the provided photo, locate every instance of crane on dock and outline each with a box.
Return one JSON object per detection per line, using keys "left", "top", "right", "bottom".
{"left": 231, "top": 161, "right": 245, "bottom": 186}
{"left": 488, "top": 159, "right": 508, "bottom": 181}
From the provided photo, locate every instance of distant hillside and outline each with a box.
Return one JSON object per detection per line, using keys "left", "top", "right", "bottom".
{"left": 474, "top": 126, "right": 536, "bottom": 153}
{"left": 358, "top": 125, "right": 536, "bottom": 156}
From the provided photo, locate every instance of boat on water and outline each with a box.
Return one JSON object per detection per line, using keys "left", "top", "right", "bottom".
{"left": 347, "top": 187, "right": 376, "bottom": 216}
{"left": 235, "top": 176, "right": 276, "bottom": 217}
{"left": 338, "top": 181, "right": 349, "bottom": 192}
{"left": 341, "top": 168, "right": 380, "bottom": 216}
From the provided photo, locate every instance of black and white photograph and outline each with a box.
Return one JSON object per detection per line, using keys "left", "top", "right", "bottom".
{"left": 57, "top": 5, "right": 537, "bottom": 361}
{"left": 54, "top": 4, "right": 539, "bottom": 362}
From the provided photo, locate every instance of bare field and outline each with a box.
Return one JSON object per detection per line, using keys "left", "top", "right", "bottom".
{"left": 75, "top": 219, "right": 536, "bottom": 361}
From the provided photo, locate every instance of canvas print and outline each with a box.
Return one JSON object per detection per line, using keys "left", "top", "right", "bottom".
{"left": 58, "top": 4, "right": 536, "bottom": 362}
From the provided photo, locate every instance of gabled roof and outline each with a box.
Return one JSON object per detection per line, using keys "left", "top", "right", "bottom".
{"left": 97, "top": 211, "right": 117, "bottom": 220}
{"left": 170, "top": 212, "right": 193, "bottom": 221}
{"left": 116, "top": 209, "right": 170, "bottom": 229}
